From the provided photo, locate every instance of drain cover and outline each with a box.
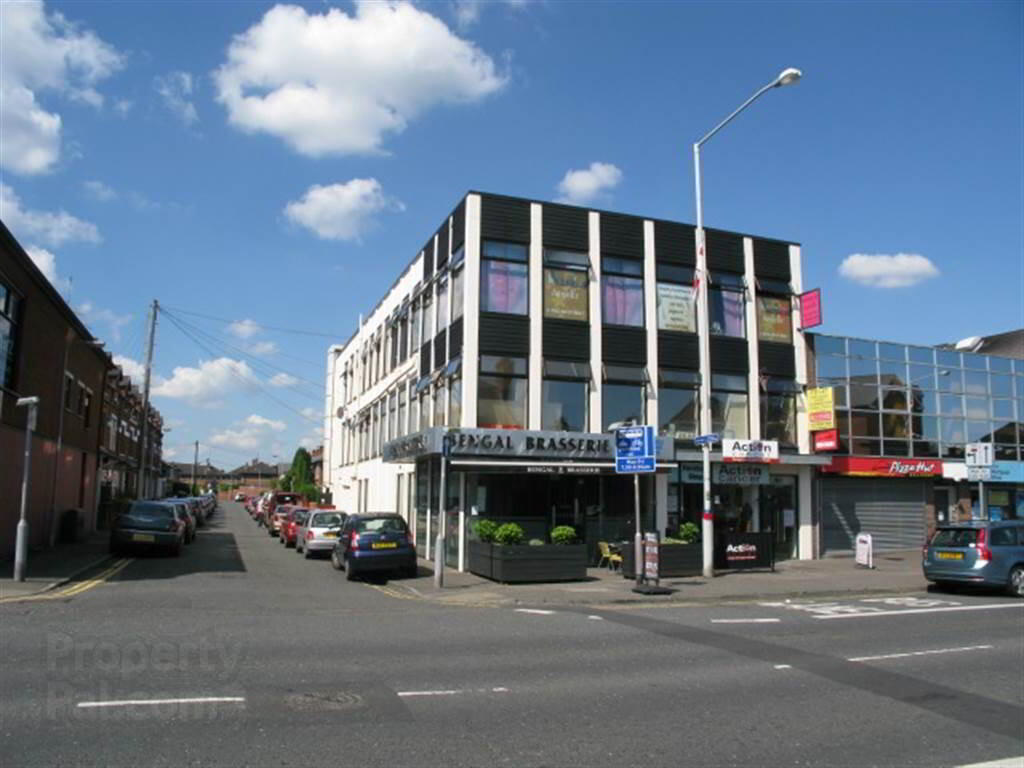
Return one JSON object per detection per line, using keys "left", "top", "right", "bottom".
{"left": 285, "top": 691, "right": 366, "bottom": 712}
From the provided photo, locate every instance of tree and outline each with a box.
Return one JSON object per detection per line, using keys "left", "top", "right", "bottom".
{"left": 289, "top": 448, "right": 314, "bottom": 487}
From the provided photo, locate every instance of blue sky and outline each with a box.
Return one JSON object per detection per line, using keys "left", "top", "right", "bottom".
{"left": 1, "top": 0, "right": 1021, "bottom": 466}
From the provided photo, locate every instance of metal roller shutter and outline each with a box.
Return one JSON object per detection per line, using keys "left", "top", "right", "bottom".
{"left": 821, "top": 478, "right": 927, "bottom": 555}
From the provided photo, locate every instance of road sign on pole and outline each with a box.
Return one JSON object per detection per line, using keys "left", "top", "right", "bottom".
{"left": 615, "top": 425, "right": 656, "bottom": 474}
{"left": 965, "top": 443, "right": 994, "bottom": 467}
{"left": 694, "top": 433, "right": 720, "bottom": 447}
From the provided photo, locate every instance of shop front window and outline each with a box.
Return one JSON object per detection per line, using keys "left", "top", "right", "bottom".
{"left": 601, "top": 257, "right": 644, "bottom": 327}
{"left": 478, "top": 355, "right": 527, "bottom": 429}
{"left": 481, "top": 240, "right": 528, "bottom": 315}
{"left": 709, "top": 272, "right": 745, "bottom": 337}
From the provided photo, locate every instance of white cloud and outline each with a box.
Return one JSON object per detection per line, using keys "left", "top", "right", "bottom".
{"left": 556, "top": 162, "right": 623, "bottom": 205}
{"left": 268, "top": 372, "right": 299, "bottom": 388}
{"left": 226, "top": 318, "right": 261, "bottom": 339}
{"left": 162, "top": 446, "right": 179, "bottom": 460}
{"left": 77, "top": 300, "right": 131, "bottom": 342}
{"left": 300, "top": 407, "right": 319, "bottom": 420}
{"left": 114, "top": 99, "right": 133, "bottom": 117}
{"left": 284, "top": 178, "right": 404, "bottom": 241}
{"left": 112, "top": 354, "right": 147, "bottom": 383}
{"left": 452, "top": 0, "right": 528, "bottom": 29}
{"left": 0, "top": 0, "right": 123, "bottom": 174}
{"left": 0, "top": 183, "right": 101, "bottom": 246}
{"left": 25, "top": 245, "right": 71, "bottom": 294}
{"left": 245, "top": 414, "right": 287, "bottom": 432}
{"left": 82, "top": 180, "right": 116, "bottom": 201}
{"left": 154, "top": 71, "right": 198, "bottom": 125}
{"left": 214, "top": 1, "right": 506, "bottom": 157}
{"left": 838, "top": 253, "right": 940, "bottom": 289}
{"left": 247, "top": 340, "right": 278, "bottom": 357}
{"left": 153, "top": 357, "right": 257, "bottom": 407}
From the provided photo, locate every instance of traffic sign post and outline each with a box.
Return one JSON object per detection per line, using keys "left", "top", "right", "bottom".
{"left": 965, "top": 442, "right": 993, "bottom": 520}
{"left": 615, "top": 426, "right": 656, "bottom": 588}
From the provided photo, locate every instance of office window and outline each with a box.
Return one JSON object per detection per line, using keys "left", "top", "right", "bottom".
{"left": 422, "top": 295, "right": 434, "bottom": 340}
{"left": 756, "top": 296, "right": 792, "bottom": 343}
{"left": 659, "top": 369, "right": 699, "bottom": 440}
{"left": 481, "top": 240, "right": 528, "bottom": 314}
{"left": 601, "top": 257, "right": 644, "bottom": 327}
{"left": 544, "top": 250, "right": 589, "bottom": 322}
{"left": 815, "top": 335, "right": 846, "bottom": 356}
{"left": 399, "top": 315, "right": 409, "bottom": 361}
{"left": 709, "top": 272, "right": 745, "bottom": 337}
{"left": 82, "top": 389, "right": 93, "bottom": 428}
{"left": 410, "top": 301, "right": 421, "bottom": 351}
{"left": 0, "top": 281, "right": 19, "bottom": 389}
{"left": 434, "top": 381, "right": 447, "bottom": 427}
{"left": 64, "top": 374, "right": 76, "bottom": 411}
{"left": 543, "top": 380, "right": 587, "bottom": 432}
{"left": 656, "top": 265, "right": 696, "bottom": 333}
{"left": 436, "top": 280, "right": 449, "bottom": 331}
{"left": 419, "top": 390, "right": 431, "bottom": 431}
{"left": 478, "top": 355, "right": 527, "bottom": 429}
{"left": 761, "top": 378, "right": 800, "bottom": 445}
{"left": 451, "top": 266, "right": 464, "bottom": 322}
{"left": 397, "top": 389, "right": 407, "bottom": 437}
{"left": 449, "top": 376, "right": 462, "bottom": 427}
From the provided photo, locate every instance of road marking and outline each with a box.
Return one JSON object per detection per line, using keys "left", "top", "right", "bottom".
{"left": 848, "top": 645, "right": 995, "bottom": 663}
{"left": 0, "top": 558, "right": 132, "bottom": 604}
{"left": 365, "top": 583, "right": 421, "bottom": 601}
{"left": 710, "top": 618, "right": 781, "bottom": 624}
{"left": 815, "top": 604, "right": 1024, "bottom": 620}
{"left": 954, "top": 758, "right": 1024, "bottom": 768}
{"left": 587, "top": 615, "right": 604, "bottom": 621}
{"left": 774, "top": 664, "right": 792, "bottom": 670}
{"left": 77, "top": 696, "right": 245, "bottom": 709}
{"left": 397, "top": 687, "right": 510, "bottom": 698}
{"left": 515, "top": 608, "right": 555, "bottom": 615}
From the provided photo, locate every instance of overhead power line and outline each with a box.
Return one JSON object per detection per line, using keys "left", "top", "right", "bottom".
{"left": 160, "top": 305, "right": 343, "bottom": 340}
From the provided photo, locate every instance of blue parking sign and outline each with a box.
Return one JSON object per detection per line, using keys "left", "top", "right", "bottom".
{"left": 615, "top": 425, "right": 656, "bottom": 473}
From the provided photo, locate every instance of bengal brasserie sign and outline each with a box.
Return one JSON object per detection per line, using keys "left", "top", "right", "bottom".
{"left": 383, "top": 428, "right": 675, "bottom": 463}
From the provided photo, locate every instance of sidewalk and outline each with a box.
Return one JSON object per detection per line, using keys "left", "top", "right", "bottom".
{"left": 407, "top": 550, "right": 929, "bottom": 607}
{"left": 0, "top": 533, "right": 113, "bottom": 600}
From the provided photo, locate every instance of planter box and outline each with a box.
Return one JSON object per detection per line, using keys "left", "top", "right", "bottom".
{"left": 621, "top": 543, "right": 703, "bottom": 579}
{"left": 469, "top": 542, "right": 587, "bottom": 583}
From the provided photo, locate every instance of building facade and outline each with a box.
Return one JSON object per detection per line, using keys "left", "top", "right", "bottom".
{"left": 324, "top": 192, "right": 827, "bottom": 571}
{"left": 808, "top": 331, "right": 1023, "bottom": 554}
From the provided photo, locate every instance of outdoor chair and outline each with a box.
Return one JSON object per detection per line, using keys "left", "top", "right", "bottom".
{"left": 597, "top": 541, "right": 622, "bottom": 571}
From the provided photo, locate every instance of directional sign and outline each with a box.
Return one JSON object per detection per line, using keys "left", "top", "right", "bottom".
{"left": 965, "top": 443, "right": 994, "bottom": 468}
{"left": 967, "top": 466, "right": 992, "bottom": 482}
{"left": 694, "top": 433, "right": 720, "bottom": 446}
{"left": 615, "top": 425, "right": 656, "bottom": 474}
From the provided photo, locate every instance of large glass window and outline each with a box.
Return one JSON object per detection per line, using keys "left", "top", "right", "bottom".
{"left": 756, "top": 296, "right": 792, "bottom": 343}
{"left": 422, "top": 295, "right": 434, "bottom": 341}
{"left": 397, "top": 389, "right": 407, "bottom": 437}
{"left": 656, "top": 265, "right": 696, "bottom": 333}
{"left": 1, "top": 281, "right": 19, "bottom": 389}
{"left": 543, "top": 380, "right": 587, "bottom": 431}
{"left": 436, "top": 280, "right": 449, "bottom": 331}
{"left": 434, "top": 381, "right": 447, "bottom": 427}
{"left": 761, "top": 379, "right": 800, "bottom": 445}
{"left": 481, "top": 240, "right": 528, "bottom": 314}
{"left": 659, "top": 380, "right": 698, "bottom": 441}
{"left": 544, "top": 250, "right": 589, "bottom": 322}
{"left": 449, "top": 376, "right": 462, "bottom": 427}
{"left": 478, "top": 355, "right": 527, "bottom": 429}
{"left": 601, "top": 257, "right": 644, "bottom": 327}
{"left": 451, "top": 266, "right": 464, "bottom": 321}
{"left": 410, "top": 300, "right": 421, "bottom": 350}
{"left": 709, "top": 272, "right": 745, "bottom": 337}
{"left": 711, "top": 374, "right": 748, "bottom": 439}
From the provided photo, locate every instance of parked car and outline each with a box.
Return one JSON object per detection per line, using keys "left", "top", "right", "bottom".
{"left": 110, "top": 501, "right": 188, "bottom": 556}
{"left": 234, "top": 492, "right": 246, "bottom": 502}
{"left": 267, "top": 504, "right": 295, "bottom": 537}
{"left": 923, "top": 520, "right": 1024, "bottom": 596}
{"left": 255, "top": 492, "right": 273, "bottom": 526}
{"left": 159, "top": 499, "right": 195, "bottom": 543}
{"left": 330, "top": 513, "right": 416, "bottom": 581}
{"left": 297, "top": 510, "right": 346, "bottom": 559}
{"left": 279, "top": 507, "right": 311, "bottom": 548}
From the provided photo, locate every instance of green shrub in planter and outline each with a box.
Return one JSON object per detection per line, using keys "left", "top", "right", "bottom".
{"left": 528, "top": 538, "right": 545, "bottom": 547}
{"left": 679, "top": 522, "right": 700, "bottom": 544}
{"left": 474, "top": 519, "right": 498, "bottom": 543}
{"left": 493, "top": 522, "right": 525, "bottom": 545}
{"left": 550, "top": 525, "right": 578, "bottom": 545}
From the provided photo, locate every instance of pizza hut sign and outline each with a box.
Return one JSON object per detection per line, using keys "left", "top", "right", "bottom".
{"left": 824, "top": 457, "right": 943, "bottom": 477}
{"left": 722, "top": 439, "right": 779, "bottom": 463}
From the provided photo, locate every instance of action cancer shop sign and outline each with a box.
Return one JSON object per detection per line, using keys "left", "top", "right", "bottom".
{"left": 824, "top": 457, "right": 943, "bottom": 477}
{"left": 721, "top": 533, "right": 774, "bottom": 570}
{"left": 722, "top": 439, "right": 779, "bottom": 463}
{"left": 807, "top": 387, "right": 835, "bottom": 431}
{"left": 714, "top": 464, "right": 770, "bottom": 485}
{"left": 544, "top": 269, "right": 589, "bottom": 322}
{"left": 657, "top": 283, "right": 697, "bottom": 332}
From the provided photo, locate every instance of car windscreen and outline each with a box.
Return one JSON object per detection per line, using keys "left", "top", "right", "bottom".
{"left": 311, "top": 513, "right": 342, "bottom": 528}
{"left": 930, "top": 528, "right": 979, "bottom": 547}
{"left": 276, "top": 494, "right": 300, "bottom": 504}
{"left": 295, "top": 510, "right": 311, "bottom": 523}
{"left": 127, "top": 504, "right": 175, "bottom": 520}
{"left": 353, "top": 517, "right": 407, "bottom": 534}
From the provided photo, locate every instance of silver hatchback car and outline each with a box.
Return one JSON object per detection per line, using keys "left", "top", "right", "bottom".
{"left": 296, "top": 510, "right": 346, "bottom": 559}
{"left": 922, "top": 520, "right": 1024, "bottom": 596}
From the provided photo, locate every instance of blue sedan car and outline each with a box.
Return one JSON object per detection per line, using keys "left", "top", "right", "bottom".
{"left": 330, "top": 513, "right": 417, "bottom": 581}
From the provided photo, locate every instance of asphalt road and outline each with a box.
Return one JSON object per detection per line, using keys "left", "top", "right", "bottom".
{"left": 1, "top": 503, "right": 1022, "bottom": 768}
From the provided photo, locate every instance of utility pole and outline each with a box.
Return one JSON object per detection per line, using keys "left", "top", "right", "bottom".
{"left": 14, "top": 397, "right": 40, "bottom": 582}
{"left": 191, "top": 441, "right": 199, "bottom": 495}
{"left": 137, "top": 300, "right": 158, "bottom": 499}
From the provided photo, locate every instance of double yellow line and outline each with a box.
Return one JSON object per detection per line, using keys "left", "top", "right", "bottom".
{"left": 0, "top": 558, "right": 133, "bottom": 604}
{"left": 365, "top": 582, "right": 421, "bottom": 602}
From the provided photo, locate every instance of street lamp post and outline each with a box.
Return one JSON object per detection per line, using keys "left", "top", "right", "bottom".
{"left": 693, "top": 67, "right": 802, "bottom": 579}
{"left": 14, "top": 396, "right": 40, "bottom": 582}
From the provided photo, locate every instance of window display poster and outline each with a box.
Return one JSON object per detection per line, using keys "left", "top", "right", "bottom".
{"left": 657, "top": 283, "right": 697, "bottom": 332}
{"left": 757, "top": 297, "right": 792, "bottom": 343}
{"left": 807, "top": 387, "right": 835, "bottom": 431}
{"left": 544, "top": 268, "right": 588, "bottom": 321}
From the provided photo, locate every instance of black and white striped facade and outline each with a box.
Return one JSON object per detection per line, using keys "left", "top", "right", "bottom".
{"left": 324, "top": 191, "right": 824, "bottom": 568}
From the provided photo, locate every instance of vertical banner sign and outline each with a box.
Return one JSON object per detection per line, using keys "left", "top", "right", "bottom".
{"left": 643, "top": 532, "right": 660, "bottom": 583}
{"left": 807, "top": 387, "right": 835, "bottom": 431}
{"left": 799, "top": 288, "right": 823, "bottom": 329}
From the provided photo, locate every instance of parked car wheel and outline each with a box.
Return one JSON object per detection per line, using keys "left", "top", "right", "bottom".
{"left": 303, "top": 547, "right": 313, "bottom": 560}
{"left": 1008, "top": 565, "right": 1024, "bottom": 598}
{"left": 344, "top": 557, "right": 358, "bottom": 581}
{"left": 330, "top": 550, "right": 343, "bottom": 570}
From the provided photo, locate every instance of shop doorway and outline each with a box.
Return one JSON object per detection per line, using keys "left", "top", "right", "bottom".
{"left": 934, "top": 487, "right": 955, "bottom": 525}
{"left": 759, "top": 477, "right": 798, "bottom": 560}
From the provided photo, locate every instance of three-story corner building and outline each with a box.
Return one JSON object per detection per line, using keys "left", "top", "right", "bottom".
{"left": 324, "top": 191, "right": 828, "bottom": 571}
